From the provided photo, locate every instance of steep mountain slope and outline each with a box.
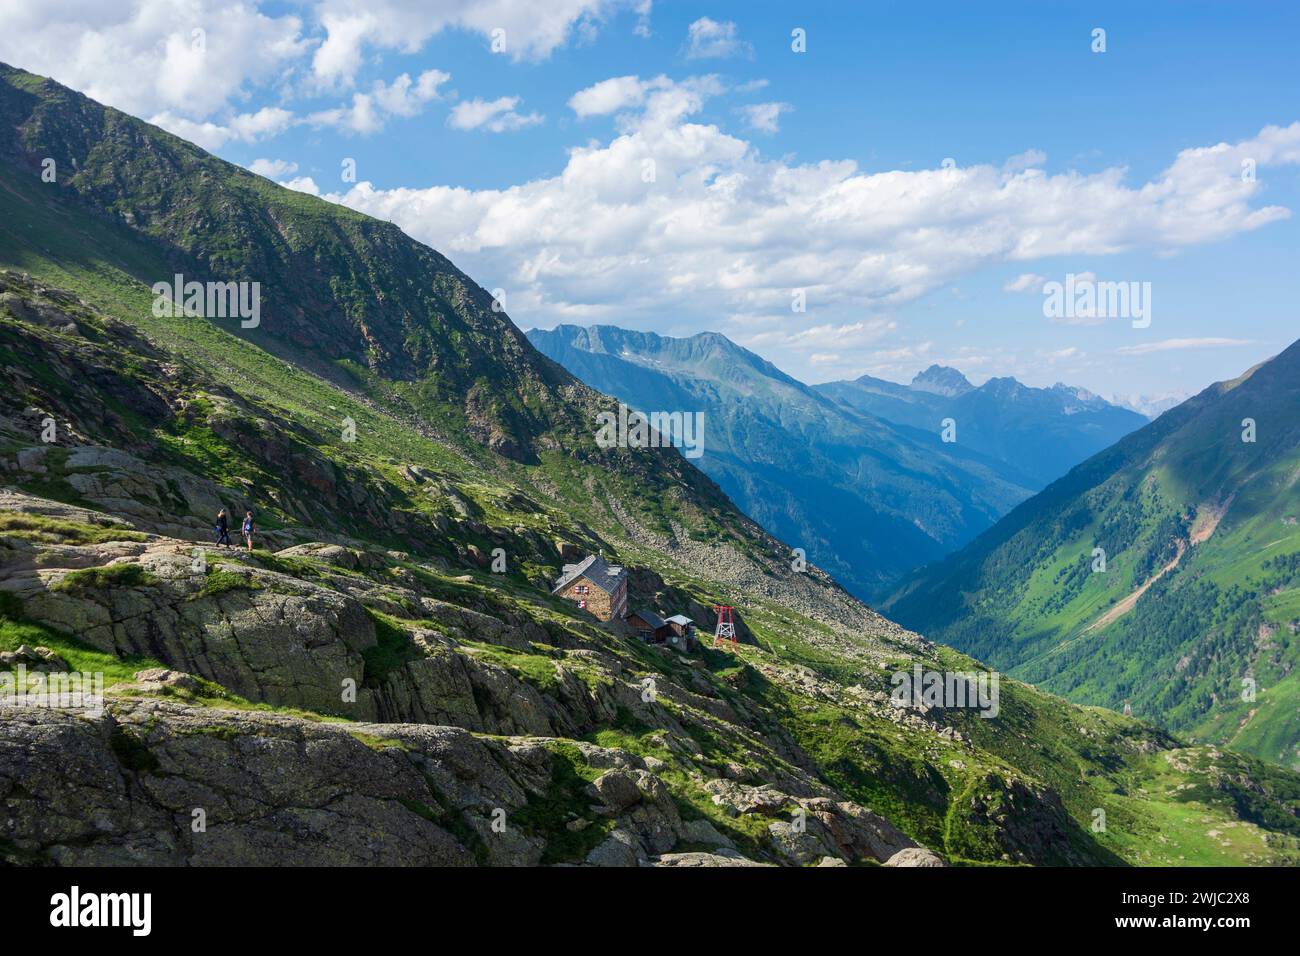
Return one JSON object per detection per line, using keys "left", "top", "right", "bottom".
{"left": 1, "top": 64, "right": 1298, "bottom": 866}
{"left": 0, "top": 62, "right": 573, "bottom": 464}
{"left": 527, "top": 325, "right": 1031, "bottom": 599}
{"left": 819, "top": 366, "right": 1148, "bottom": 488}
{"left": 886, "top": 344, "right": 1300, "bottom": 768}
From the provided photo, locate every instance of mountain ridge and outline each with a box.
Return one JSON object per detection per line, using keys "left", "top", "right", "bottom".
{"left": 528, "top": 322, "right": 1036, "bottom": 599}
{"left": 530, "top": 322, "right": 1147, "bottom": 597}
{"left": 885, "top": 339, "right": 1300, "bottom": 768}
{"left": 818, "top": 360, "right": 1148, "bottom": 488}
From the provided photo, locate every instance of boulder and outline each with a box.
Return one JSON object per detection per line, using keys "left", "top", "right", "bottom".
{"left": 681, "top": 819, "right": 734, "bottom": 848}
{"left": 585, "top": 829, "right": 641, "bottom": 867}
{"left": 0, "top": 644, "right": 69, "bottom": 672}
{"left": 125, "top": 668, "right": 201, "bottom": 693}
{"left": 588, "top": 770, "right": 643, "bottom": 812}
{"left": 884, "top": 847, "right": 947, "bottom": 867}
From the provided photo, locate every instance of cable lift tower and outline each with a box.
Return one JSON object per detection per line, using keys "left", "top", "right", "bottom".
{"left": 713, "top": 605, "right": 736, "bottom": 648}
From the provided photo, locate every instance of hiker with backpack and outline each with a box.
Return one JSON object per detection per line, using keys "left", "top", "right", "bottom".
{"left": 215, "top": 509, "right": 231, "bottom": 547}
{"left": 241, "top": 510, "right": 256, "bottom": 552}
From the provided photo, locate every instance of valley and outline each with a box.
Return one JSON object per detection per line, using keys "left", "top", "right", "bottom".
{"left": 2, "top": 62, "right": 1297, "bottom": 867}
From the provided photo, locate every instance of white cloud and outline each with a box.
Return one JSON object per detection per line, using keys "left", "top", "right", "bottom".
{"left": 570, "top": 74, "right": 667, "bottom": 117}
{"left": 248, "top": 158, "right": 300, "bottom": 178}
{"left": 230, "top": 108, "right": 297, "bottom": 140}
{"left": 1116, "top": 337, "right": 1256, "bottom": 355}
{"left": 150, "top": 107, "right": 295, "bottom": 151}
{"left": 633, "top": 0, "right": 653, "bottom": 38}
{"left": 1004, "top": 273, "right": 1047, "bottom": 293}
{"left": 569, "top": 74, "right": 726, "bottom": 137}
{"left": 310, "top": 0, "right": 642, "bottom": 86}
{"left": 1003, "top": 149, "right": 1047, "bottom": 174}
{"left": 282, "top": 176, "right": 322, "bottom": 195}
{"left": 374, "top": 70, "right": 451, "bottom": 116}
{"left": 314, "top": 75, "right": 1300, "bottom": 372}
{"left": 307, "top": 69, "right": 450, "bottom": 134}
{"left": 1040, "top": 346, "right": 1082, "bottom": 360}
{"left": 745, "top": 319, "right": 896, "bottom": 352}
{"left": 739, "top": 102, "right": 790, "bottom": 134}
{"left": 448, "top": 96, "right": 543, "bottom": 132}
{"left": 684, "top": 17, "right": 750, "bottom": 59}
{"left": 0, "top": 0, "right": 308, "bottom": 119}
{"left": 0, "top": 1, "right": 627, "bottom": 152}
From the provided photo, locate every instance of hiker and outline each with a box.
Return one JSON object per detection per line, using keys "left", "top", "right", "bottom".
{"left": 241, "top": 510, "right": 256, "bottom": 552}
{"left": 215, "top": 509, "right": 231, "bottom": 547}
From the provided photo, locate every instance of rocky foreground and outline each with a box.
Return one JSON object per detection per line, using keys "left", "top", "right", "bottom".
{"left": 4, "top": 698, "right": 933, "bottom": 867}
{"left": 5, "top": 482, "right": 1298, "bottom": 866}
{"left": 0, "top": 490, "right": 942, "bottom": 866}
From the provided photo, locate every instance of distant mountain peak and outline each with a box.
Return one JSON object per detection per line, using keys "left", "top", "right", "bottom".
{"left": 1107, "top": 391, "right": 1191, "bottom": 420}
{"left": 911, "top": 365, "right": 974, "bottom": 397}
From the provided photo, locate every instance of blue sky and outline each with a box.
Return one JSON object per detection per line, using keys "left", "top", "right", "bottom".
{"left": 3, "top": 1, "right": 1298, "bottom": 410}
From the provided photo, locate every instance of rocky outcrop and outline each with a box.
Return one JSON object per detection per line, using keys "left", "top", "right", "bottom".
{"left": 0, "top": 699, "right": 548, "bottom": 865}
{"left": 955, "top": 774, "right": 1091, "bottom": 866}
{"left": 0, "top": 697, "right": 793, "bottom": 867}
{"left": 2, "top": 530, "right": 378, "bottom": 717}
{"left": 0, "top": 489, "right": 1112, "bottom": 867}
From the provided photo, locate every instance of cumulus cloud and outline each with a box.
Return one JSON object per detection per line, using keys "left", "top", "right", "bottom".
{"left": 739, "top": 101, "right": 791, "bottom": 134}
{"left": 448, "top": 96, "right": 543, "bottom": 132}
{"left": 0, "top": 1, "right": 633, "bottom": 149}
{"left": 150, "top": 65, "right": 449, "bottom": 147}
{"left": 310, "top": 0, "right": 644, "bottom": 86}
{"left": 569, "top": 74, "right": 668, "bottom": 117}
{"left": 568, "top": 73, "right": 725, "bottom": 133}
{"left": 0, "top": 0, "right": 309, "bottom": 119}
{"left": 282, "top": 176, "right": 322, "bottom": 195}
{"left": 247, "top": 158, "right": 300, "bottom": 178}
{"left": 311, "top": 73, "right": 1299, "bottom": 376}
{"left": 1003, "top": 149, "right": 1047, "bottom": 174}
{"left": 307, "top": 69, "right": 450, "bottom": 134}
{"left": 150, "top": 107, "right": 295, "bottom": 151}
{"left": 684, "top": 17, "right": 750, "bottom": 59}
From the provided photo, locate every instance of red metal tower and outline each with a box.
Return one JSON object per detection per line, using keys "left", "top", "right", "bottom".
{"left": 713, "top": 605, "right": 736, "bottom": 647}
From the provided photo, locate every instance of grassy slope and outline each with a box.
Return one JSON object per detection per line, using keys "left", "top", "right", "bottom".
{"left": 886, "top": 351, "right": 1300, "bottom": 769}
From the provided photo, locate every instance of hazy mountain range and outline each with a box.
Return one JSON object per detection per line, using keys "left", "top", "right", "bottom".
{"left": 529, "top": 325, "right": 1147, "bottom": 599}
{"left": 1106, "top": 392, "right": 1192, "bottom": 419}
